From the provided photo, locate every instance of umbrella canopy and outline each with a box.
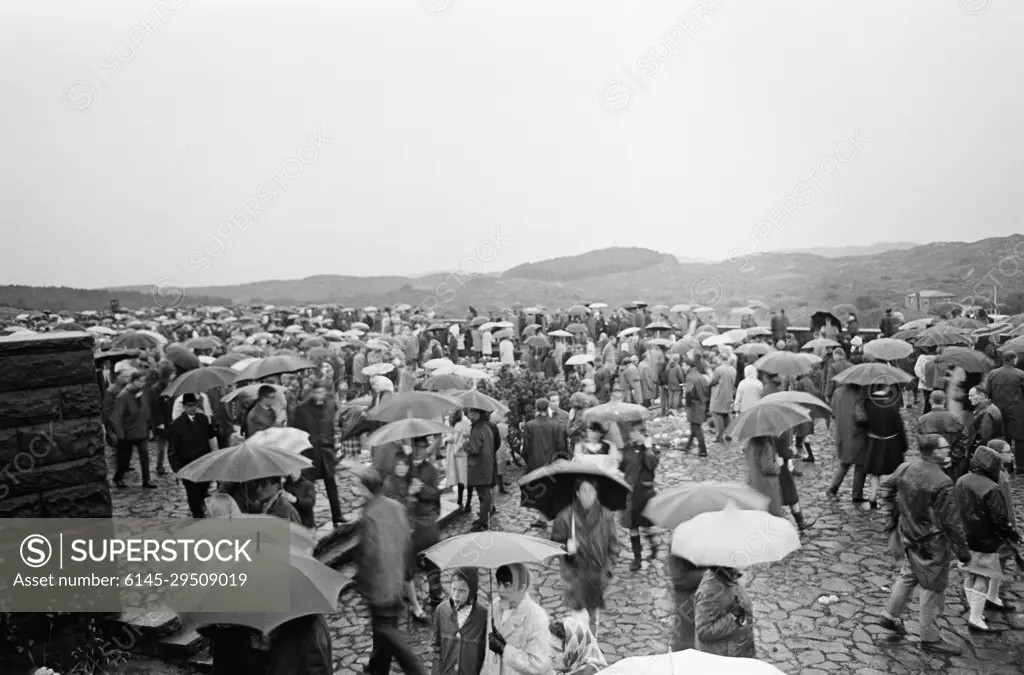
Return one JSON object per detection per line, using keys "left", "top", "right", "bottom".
{"left": 589, "top": 302, "right": 608, "bottom": 309}
{"left": 734, "top": 343, "right": 774, "bottom": 358}
{"left": 598, "top": 649, "right": 786, "bottom": 675}
{"left": 890, "top": 328, "right": 923, "bottom": 341}
{"left": 211, "top": 352, "right": 253, "bottom": 368}
{"left": 424, "top": 532, "right": 566, "bottom": 570}
{"left": 525, "top": 334, "right": 551, "bottom": 349}
{"left": 367, "top": 418, "right": 454, "bottom": 446}
{"left": 729, "top": 401, "right": 811, "bottom": 442}
{"left": 177, "top": 441, "right": 312, "bottom": 483}
{"left": 568, "top": 305, "right": 590, "bottom": 316}
{"left": 745, "top": 326, "right": 772, "bottom": 338}
{"left": 368, "top": 391, "right": 463, "bottom": 422}
{"left": 165, "top": 345, "right": 201, "bottom": 372}
{"left": 565, "top": 323, "right": 589, "bottom": 334}
{"left": 422, "top": 374, "right": 470, "bottom": 391}
{"left": 548, "top": 330, "right": 573, "bottom": 339}
{"left": 232, "top": 344, "right": 265, "bottom": 356}
{"left": 760, "top": 391, "right": 831, "bottom": 418}
{"left": 351, "top": 322, "right": 370, "bottom": 331}
{"left": 85, "top": 325, "right": 117, "bottom": 336}
{"left": 493, "top": 329, "right": 514, "bottom": 340}
{"left": 1002, "top": 335, "right": 1024, "bottom": 358}
{"left": 518, "top": 459, "right": 632, "bottom": 520}
{"left": 646, "top": 321, "right": 672, "bottom": 331}
{"left": 163, "top": 367, "right": 237, "bottom": 399}
{"left": 671, "top": 500, "right": 801, "bottom": 567}
{"left": 424, "top": 357, "right": 455, "bottom": 370}
{"left": 455, "top": 389, "right": 509, "bottom": 414}
{"left": 247, "top": 427, "right": 312, "bottom": 454}
{"left": 471, "top": 316, "right": 489, "bottom": 327}
{"left": 111, "top": 332, "right": 160, "bottom": 350}
{"left": 566, "top": 353, "right": 594, "bottom": 366}
{"left": 643, "top": 482, "right": 770, "bottom": 530}
{"left": 935, "top": 346, "right": 995, "bottom": 373}
{"left": 863, "top": 338, "right": 913, "bottom": 361}
{"left": 236, "top": 355, "right": 316, "bottom": 381}
{"left": 176, "top": 553, "right": 348, "bottom": 635}
{"left": 753, "top": 352, "right": 811, "bottom": 377}
{"left": 669, "top": 337, "right": 701, "bottom": 355}
{"left": 185, "top": 337, "right": 220, "bottom": 351}
{"left": 801, "top": 337, "right": 840, "bottom": 351}
{"left": 832, "top": 362, "right": 912, "bottom": 387}
{"left": 231, "top": 357, "right": 261, "bottom": 373}
{"left": 363, "top": 362, "right": 395, "bottom": 376}
{"left": 581, "top": 401, "right": 651, "bottom": 423}
{"left": 306, "top": 346, "right": 333, "bottom": 360}
{"left": 914, "top": 324, "right": 972, "bottom": 348}
{"left": 300, "top": 336, "right": 326, "bottom": 349}
{"left": 944, "top": 317, "right": 984, "bottom": 330}
{"left": 973, "top": 322, "right": 1014, "bottom": 338}
{"left": 618, "top": 326, "right": 640, "bottom": 338}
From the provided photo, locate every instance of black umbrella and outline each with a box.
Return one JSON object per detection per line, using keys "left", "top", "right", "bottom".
{"left": 517, "top": 459, "right": 632, "bottom": 520}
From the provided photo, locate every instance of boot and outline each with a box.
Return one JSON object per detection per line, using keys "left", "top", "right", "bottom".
{"left": 793, "top": 511, "right": 815, "bottom": 532}
{"left": 646, "top": 533, "right": 659, "bottom": 561}
{"left": 629, "top": 535, "right": 643, "bottom": 571}
{"left": 497, "top": 475, "right": 508, "bottom": 494}
{"left": 802, "top": 442, "right": 815, "bottom": 463}
{"left": 463, "top": 487, "right": 473, "bottom": 514}
{"left": 457, "top": 485, "right": 464, "bottom": 509}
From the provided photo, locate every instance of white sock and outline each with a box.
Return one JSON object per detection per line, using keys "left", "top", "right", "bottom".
{"left": 572, "top": 609, "right": 590, "bottom": 626}
{"left": 987, "top": 579, "right": 1003, "bottom": 604}
{"left": 967, "top": 589, "right": 988, "bottom": 627}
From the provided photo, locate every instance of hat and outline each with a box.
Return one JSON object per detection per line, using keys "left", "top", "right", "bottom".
{"left": 182, "top": 393, "right": 199, "bottom": 405}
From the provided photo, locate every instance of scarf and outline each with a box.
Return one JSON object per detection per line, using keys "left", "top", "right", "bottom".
{"left": 558, "top": 616, "right": 606, "bottom": 673}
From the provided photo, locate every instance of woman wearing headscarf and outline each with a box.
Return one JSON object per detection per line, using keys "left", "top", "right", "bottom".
{"left": 732, "top": 365, "right": 762, "bottom": 415}
{"left": 482, "top": 563, "right": 551, "bottom": 675}
{"left": 863, "top": 384, "right": 909, "bottom": 510}
{"left": 433, "top": 567, "right": 489, "bottom": 675}
{"left": 620, "top": 421, "right": 659, "bottom": 570}
{"left": 547, "top": 616, "right": 607, "bottom": 675}
{"left": 694, "top": 565, "right": 756, "bottom": 658}
{"left": 573, "top": 422, "right": 621, "bottom": 471}
{"left": 550, "top": 479, "right": 620, "bottom": 631}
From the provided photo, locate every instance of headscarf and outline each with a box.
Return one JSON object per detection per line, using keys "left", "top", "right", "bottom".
{"left": 452, "top": 566, "right": 480, "bottom": 601}
{"left": 743, "top": 364, "right": 758, "bottom": 380}
{"left": 499, "top": 562, "right": 531, "bottom": 591}
{"left": 553, "top": 616, "right": 607, "bottom": 674}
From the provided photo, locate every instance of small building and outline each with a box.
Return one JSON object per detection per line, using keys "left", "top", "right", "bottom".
{"left": 905, "top": 290, "right": 956, "bottom": 313}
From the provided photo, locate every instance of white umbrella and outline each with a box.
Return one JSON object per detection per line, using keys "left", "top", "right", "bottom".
{"left": 86, "top": 326, "right": 116, "bottom": 335}
{"left": 671, "top": 500, "right": 800, "bottom": 568}
{"left": 247, "top": 427, "right": 312, "bottom": 454}
{"left": 597, "top": 649, "right": 786, "bottom": 675}
{"left": 566, "top": 354, "right": 593, "bottom": 365}
{"left": 588, "top": 302, "right": 608, "bottom": 309}
{"left": 231, "top": 357, "right": 261, "bottom": 372}
{"left": 363, "top": 362, "right": 395, "bottom": 376}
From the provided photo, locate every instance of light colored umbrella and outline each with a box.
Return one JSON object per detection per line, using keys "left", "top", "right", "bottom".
{"left": 424, "top": 357, "right": 455, "bottom": 370}
{"left": 422, "top": 373, "right": 470, "bottom": 391}
{"left": 351, "top": 322, "right": 370, "bottom": 331}
{"left": 247, "top": 427, "right": 312, "bottom": 454}
{"left": 753, "top": 352, "right": 811, "bottom": 377}
{"left": 566, "top": 353, "right": 594, "bottom": 365}
{"left": 863, "top": 338, "right": 913, "bottom": 361}
{"left": 367, "top": 418, "right": 454, "bottom": 446}
{"left": 723, "top": 329, "right": 749, "bottom": 343}
{"left": 549, "top": 330, "right": 573, "bottom": 338}
{"left": 899, "top": 318, "right": 936, "bottom": 331}
{"left": 800, "top": 353, "right": 823, "bottom": 367}
{"left": 729, "top": 401, "right": 811, "bottom": 442}
{"left": 745, "top": 326, "right": 772, "bottom": 338}
{"left": 368, "top": 391, "right": 463, "bottom": 422}
{"left": 597, "top": 649, "right": 786, "bottom": 675}
{"left": 363, "top": 362, "right": 395, "bottom": 376}
{"left": 86, "top": 325, "right": 116, "bottom": 336}
{"left": 934, "top": 346, "right": 995, "bottom": 373}
{"left": 177, "top": 441, "right": 312, "bottom": 483}
{"left": 801, "top": 337, "right": 840, "bottom": 351}
{"left": 760, "top": 391, "right": 831, "bottom": 418}
{"left": 589, "top": 302, "right": 608, "bottom": 309}
{"left": 618, "top": 327, "right": 640, "bottom": 338}
{"left": 734, "top": 343, "right": 773, "bottom": 357}
{"left": 455, "top": 389, "right": 509, "bottom": 414}
{"left": 231, "top": 356, "right": 261, "bottom": 372}
{"left": 424, "top": 532, "right": 565, "bottom": 570}
{"left": 671, "top": 500, "right": 801, "bottom": 568}
{"left": 236, "top": 355, "right": 316, "bottom": 380}
{"left": 643, "top": 482, "right": 770, "bottom": 530}
{"left": 914, "top": 324, "right": 972, "bottom": 348}
{"left": 832, "top": 362, "right": 912, "bottom": 386}
{"left": 581, "top": 401, "right": 651, "bottom": 423}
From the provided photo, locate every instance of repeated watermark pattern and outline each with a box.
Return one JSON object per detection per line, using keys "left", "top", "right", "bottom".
{"left": 599, "top": 0, "right": 727, "bottom": 114}
{"left": 688, "top": 129, "right": 871, "bottom": 307}
{"left": 421, "top": 0, "right": 455, "bottom": 16}
{"left": 419, "top": 227, "right": 513, "bottom": 314}
{"left": 62, "top": 0, "right": 189, "bottom": 114}
{"left": 151, "top": 128, "right": 333, "bottom": 309}
{"left": 959, "top": 0, "right": 992, "bottom": 15}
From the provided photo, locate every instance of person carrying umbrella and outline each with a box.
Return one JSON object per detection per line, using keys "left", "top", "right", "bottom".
{"left": 683, "top": 357, "right": 710, "bottom": 457}
{"left": 482, "top": 563, "right": 552, "bottom": 675}
{"left": 166, "top": 393, "right": 219, "bottom": 517}
{"left": 549, "top": 476, "right": 620, "bottom": 633}
{"left": 245, "top": 385, "right": 283, "bottom": 437}
{"left": 523, "top": 399, "right": 569, "bottom": 531}
{"left": 408, "top": 436, "right": 446, "bottom": 610}
{"left": 620, "top": 421, "right": 660, "bottom": 570}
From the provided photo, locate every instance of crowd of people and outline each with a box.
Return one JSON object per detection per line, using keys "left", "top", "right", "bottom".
{"left": 6, "top": 299, "right": 1024, "bottom": 673}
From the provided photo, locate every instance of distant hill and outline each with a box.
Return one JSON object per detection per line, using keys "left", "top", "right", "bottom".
{"left": 5, "top": 237, "right": 1024, "bottom": 323}
{"left": 502, "top": 247, "right": 677, "bottom": 282}
{"left": 777, "top": 242, "right": 919, "bottom": 258}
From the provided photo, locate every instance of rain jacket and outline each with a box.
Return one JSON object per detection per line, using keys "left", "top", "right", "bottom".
{"left": 694, "top": 568, "right": 755, "bottom": 658}
{"left": 433, "top": 568, "right": 489, "bottom": 675}
{"left": 880, "top": 456, "right": 969, "bottom": 591}
{"left": 684, "top": 369, "right": 710, "bottom": 424}
{"left": 732, "top": 366, "right": 762, "bottom": 414}
{"left": 986, "top": 364, "right": 1024, "bottom": 439}
{"left": 970, "top": 403, "right": 1004, "bottom": 451}
{"left": 465, "top": 418, "right": 496, "bottom": 488}
{"left": 354, "top": 493, "right": 410, "bottom": 608}
{"left": 409, "top": 459, "right": 442, "bottom": 554}
{"left": 638, "top": 359, "right": 658, "bottom": 401}
{"left": 953, "top": 446, "right": 1019, "bottom": 554}
{"left": 709, "top": 363, "right": 736, "bottom": 415}
{"left": 831, "top": 384, "right": 868, "bottom": 466}
{"left": 668, "top": 555, "right": 709, "bottom": 651}
{"left": 481, "top": 564, "right": 550, "bottom": 675}
{"left": 551, "top": 502, "right": 619, "bottom": 612}
{"left": 744, "top": 437, "right": 783, "bottom": 517}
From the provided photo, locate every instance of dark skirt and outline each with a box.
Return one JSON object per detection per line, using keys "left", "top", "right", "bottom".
{"left": 778, "top": 462, "right": 799, "bottom": 507}
{"left": 864, "top": 436, "right": 905, "bottom": 476}
{"left": 622, "top": 486, "right": 655, "bottom": 529}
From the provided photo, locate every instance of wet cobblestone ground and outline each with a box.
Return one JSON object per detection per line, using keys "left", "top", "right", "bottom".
{"left": 111, "top": 408, "right": 1024, "bottom": 674}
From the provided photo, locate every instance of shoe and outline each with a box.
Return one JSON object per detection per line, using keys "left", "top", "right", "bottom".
{"left": 801, "top": 457, "right": 815, "bottom": 463}
{"left": 985, "top": 600, "right": 1016, "bottom": 612}
{"left": 967, "top": 621, "right": 1002, "bottom": 633}
{"left": 462, "top": 505, "right": 472, "bottom": 514}
{"left": 142, "top": 483, "right": 158, "bottom": 489}
{"left": 852, "top": 497, "right": 867, "bottom": 504}
{"left": 698, "top": 452, "right": 708, "bottom": 458}
{"left": 411, "top": 609, "right": 430, "bottom": 623}
{"left": 825, "top": 490, "right": 838, "bottom": 500}
{"left": 332, "top": 521, "right": 343, "bottom": 530}
{"left": 629, "top": 558, "right": 642, "bottom": 572}
{"left": 531, "top": 519, "right": 547, "bottom": 529}
{"left": 920, "top": 639, "right": 961, "bottom": 655}
{"left": 792, "top": 469, "right": 803, "bottom": 477}
{"left": 156, "top": 467, "right": 167, "bottom": 476}
{"left": 469, "top": 522, "right": 489, "bottom": 532}
{"left": 879, "top": 617, "right": 906, "bottom": 634}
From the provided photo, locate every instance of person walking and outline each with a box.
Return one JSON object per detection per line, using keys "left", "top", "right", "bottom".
{"left": 465, "top": 408, "right": 495, "bottom": 532}
{"left": 863, "top": 384, "right": 908, "bottom": 510}
{"left": 111, "top": 370, "right": 156, "bottom": 489}
{"left": 523, "top": 399, "right": 568, "bottom": 531}
{"left": 827, "top": 383, "right": 868, "bottom": 503}
{"left": 432, "top": 567, "right": 488, "bottom": 675}
{"left": 708, "top": 354, "right": 736, "bottom": 444}
{"left": 166, "top": 393, "right": 218, "bottom": 517}
{"left": 916, "top": 391, "right": 968, "bottom": 481}
{"left": 984, "top": 351, "right": 1024, "bottom": 472}
{"left": 694, "top": 566, "right": 756, "bottom": 657}
{"left": 878, "top": 434, "right": 971, "bottom": 655}
{"left": 291, "top": 381, "right": 342, "bottom": 529}
{"left": 683, "top": 358, "right": 710, "bottom": 457}
{"left": 619, "top": 422, "right": 659, "bottom": 569}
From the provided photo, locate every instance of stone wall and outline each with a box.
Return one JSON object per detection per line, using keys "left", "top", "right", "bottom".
{"left": 0, "top": 331, "right": 111, "bottom": 518}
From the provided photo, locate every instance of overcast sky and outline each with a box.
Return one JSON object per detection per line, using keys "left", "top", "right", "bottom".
{"left": 3, "top": 0, "right": 1021, "bottom": 289}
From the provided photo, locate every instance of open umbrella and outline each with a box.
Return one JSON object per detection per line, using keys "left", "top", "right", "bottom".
{"left": 581, "top": 401, "right": 651, "bottom": 424}
{"left": 618, "top": 327, "right": 640, "bottom": 338}
{"left": 832, "top": 362, "right": 912, "bottom": 387}
{"left": 493, "top": 329, "right": 514, "bottom": 340}
{"left": 646, "top": 321, "right": 672, "bottom": 331}
{"left": 1001, "top": 336, "right": 1024, "bottom": 358}
{"left": 163, "top": 367, "right": 237, "bottom": 399}
{"left": 801, "top": 337, "right": 840, "bottom": 351}
{"left": 351, "top": 322, "right": 370, "bottom": 331}
{"left": 646, "top": 338, "right": 673, "bottom": 348}
{"left": 734, "top": 343, "right": 773, "bottom": 358}
{"left": 589, "top": 302, "right": 608, "bottom": 309}
{"left": 86, "top": 325, "right": 117, "bottom": 336}
{"left": 890, "top": 328, "right": 923, "bottom": 342}
{"left": 455, "top": 389, "right": 509, "bottom": 414}
{"left": 231, "top": 357, "right": 261, "bottom": 373}
{"left": 565, "top": 323, "right": 589, "bottom": 334}
{"left": 367, "top": 418, "right": 454, "bottom": 446}
{"left": 760, "top": 391, "right": 831, "bottom": 418}
{"left": 211, "top": 352, "right": 252, "bottom": 368}
{"left": 643, "top": 482, "right": 770, "bottom": 530}
{"left": 669, "top": 337, "right": 701, "bottom": 355}
{"left": 422, "top": 374, "right": 470, "bottom": 391}
{"left": 185, "top": 337, "right": 220, "bottom": 351}
{"left": 300, "top": 336, "right": 326, "bottom": 349}
{"left": 471, "top": 316, "right": 489, "bottom": 327}
{"left": 944, "top": 317, "right": 984, "bottom": 330}
{"left": 525, "top": 334, "right": 551, "bottom": 349}
{"left": 568, "top": 305, "right": 591, "bottom": 316}
{"left": 247, "top": 427, "right": 312, "bottom": 454}
{"left": 518, "top": 459, "right": 632, "bottom": 520}
{"left": 307, "top": 346, "right": 333, "bottom": 360}
{"left": 914, "top": 325, "right": 972, "bottom": 348}
{"left": 236, "top": 355, "right": 316, "bottom": 381}
{"left": 973, "top": 322, "right": 1013, "bottom": 338}
{"left": 177, "top": 440, "right": 312, "bottom": 483}
{"left": 233, "top": 344, "right": 265, "bottom": 356}
{"left": 935, "top": 346, "right": 995, "bottom": 373}
{"left": 548, "top": 330, "right": 573, "bottom": 339}
{"left": 671, "top": 500, "right": 801, "bottom": 568}
{"left": 566, "top": 353, "right": 594, "bottom": 366}
{"left": 745, "top": 326, "right": 772, "bottom": 338}
{"left": 368, "top": 391, "right": 462, "bottom": 422}
{"left": 111, "top": 332, "right": 160, "bottom": 350}
{"left": 728, "top": 401, "right": 811, "bottom": 442}
{"left": 424, "top": 532, "right": 565, "bottom": 570}
{"left": 165, "top": 345, "right": 201, "bottom": 372}
{"left": 599, "top": 649, "right": 787, "bottom": 675}
{"left": 863, "top": 338, "right": 913, "bottom": 361}
{"left": 424, "top": 357, "right": 454, "bottom": 370}
{"left": 363, "top": 362, "right": 395, "bottom": 376}
{"left": 753, "top": 352, "right": 811, "bottom": 377}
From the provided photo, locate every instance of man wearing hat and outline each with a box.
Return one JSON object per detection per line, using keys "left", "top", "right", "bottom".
{"left": 522, "top": 398, "right": 569, "bottom": 530}
{"left": 167, "top": 393, "right": 219, "bottom": 517}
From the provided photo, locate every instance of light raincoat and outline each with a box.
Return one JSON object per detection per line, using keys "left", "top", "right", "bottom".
{"left": 481, "top": 564, "right": 551, "bottom": 675}
{"left": 733, "top": 366, "right": 762, "bottom": 414}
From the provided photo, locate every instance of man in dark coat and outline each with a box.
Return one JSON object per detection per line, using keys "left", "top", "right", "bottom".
{"left": 522, "top": 399, "right": 568, "bottom": 530}
{"left": 985, "top": 350, "right": 1024, "bottom": 472}
{"left": 878, "top": 434, "right": 970, "bottom": 655}
{"left": 465, "top": 408, "right": 495, "bottom": 532}
{"left": 683, "top": 360, "right": 710, "bottom": 457}
{"left": 827, "top": 383, "right": 868, "bottom": 503}
{"left": 823, "top": 348, "right": 852, "bottom": 403}
{"left": 408, "top": 437, "right": 445, "bottom": 604}
{"left": 111, "top": 370, "right": 156, "bottom": 489}
{"left": 916, "top": 391, "right": 968, "bottom": 481}
{"left": 167, "top": 393, "right": 218, "bottom": 517}
{"left": 879, "top": 308, "right": 898, "bottom": 338}
{"left": 291, "top": 382, "right": 342, "bottom": 528}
